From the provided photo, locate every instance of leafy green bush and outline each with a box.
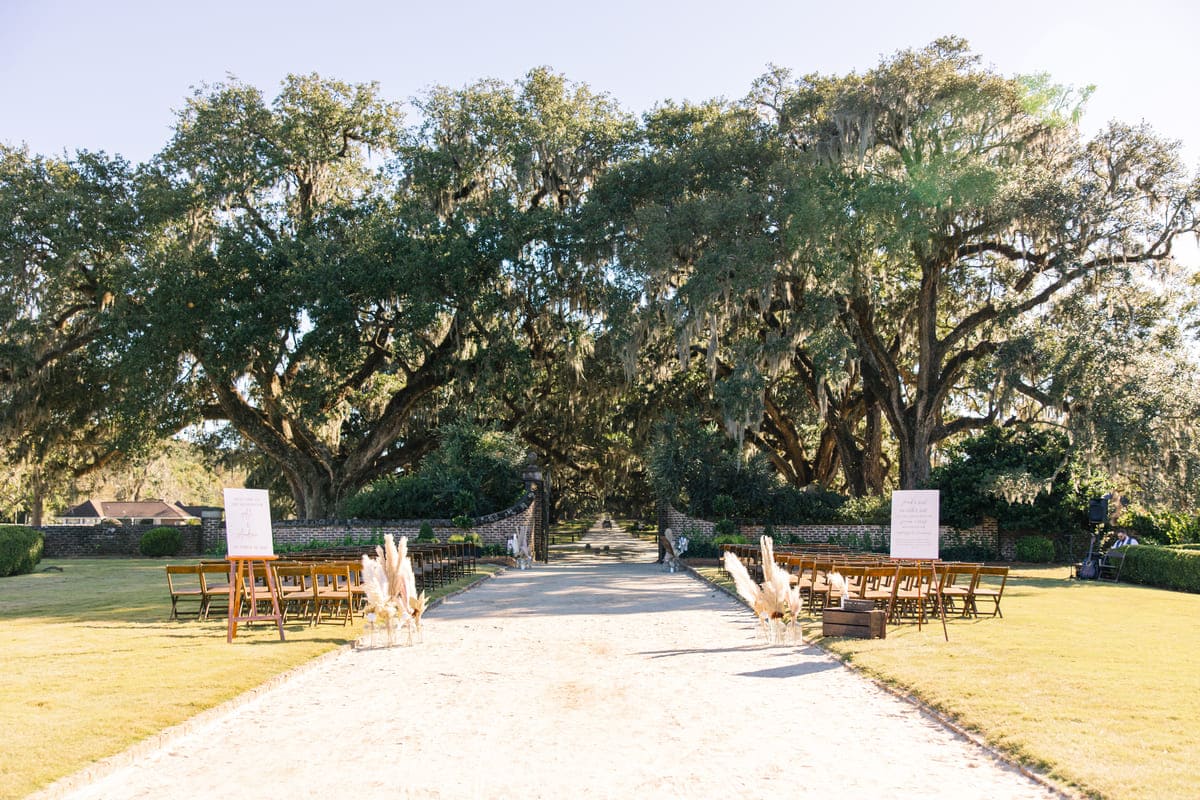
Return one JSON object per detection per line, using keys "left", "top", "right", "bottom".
{"left": 416, "top": 522, "right": 437, "bottom": 542}
{"left": 447, "top": 532, "right": 482, "bottom": 545}
{"left": 1119, "top": 509, "right": 1200, "bottom": 546}
{"left": 0, "top": 525, "right": 44, "bottom": 577}
{"left": 139, "top": 526, "right": 182, "bottom": 557}
{"left": 341, "top": 424, "right": 525, "bottom": 520}
{"left": 687, "top": 531, "right": 747, "bottom": 560}
{"left": 834, "top": 495, "right": 891, "bottom": 525}
{"left": 713, "top": 519, "right": 737, "bottom": 538}
{"left": 927, "top": 427, "right": 1104, "bottom": 535}
{"left": 1121, "top": 546, "right": 1200, "bottom": 592}
{"left": 1014, "top": 535, "right": 1055, "bottom": 563}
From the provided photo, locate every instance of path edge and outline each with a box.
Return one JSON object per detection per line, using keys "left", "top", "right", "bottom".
{"left": 25, "top": 566, "right": 507, "bottom": 800}
{"left": 680, "top": 562, "right": 1079, "bottom": 800}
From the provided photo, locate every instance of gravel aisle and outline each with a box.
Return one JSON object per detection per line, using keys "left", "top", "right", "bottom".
{"left": 51, "top": 524, "right": 1064, "bottom": 800}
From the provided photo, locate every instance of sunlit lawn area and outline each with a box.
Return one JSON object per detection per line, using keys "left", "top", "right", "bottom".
{"left": 694, "top": 564, "right": 1199, "bottom": 800}
{"left": 0, "top": 558, "right": 499, "bottom": 798}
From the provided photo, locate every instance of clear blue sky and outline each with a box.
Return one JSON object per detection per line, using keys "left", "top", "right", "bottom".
{"left": 3, "top": 0, "right": 1197, "bottom": 163}
{"left": 2, "top": 0, "right": 1198, "bottom": 266}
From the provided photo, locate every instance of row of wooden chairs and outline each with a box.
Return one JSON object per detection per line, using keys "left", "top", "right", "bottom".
{"left": 166, "top": 545, "right": 476, "bottom": 625}
{"left": 719, "top": 545, "right": 1008, "bottom": 622}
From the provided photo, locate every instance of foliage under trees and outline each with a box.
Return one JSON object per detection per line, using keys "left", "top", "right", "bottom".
{"left": 340, "top": 425, "right": 525, "bottom": 520}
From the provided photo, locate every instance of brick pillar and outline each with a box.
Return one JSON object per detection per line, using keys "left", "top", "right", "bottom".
{"left": 522, "top": 454, "right": 548, "bottom": 562}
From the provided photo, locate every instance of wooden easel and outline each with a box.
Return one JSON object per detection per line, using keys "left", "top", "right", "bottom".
{"left": 226, "top": 555, "right": 285, "bottom": 643}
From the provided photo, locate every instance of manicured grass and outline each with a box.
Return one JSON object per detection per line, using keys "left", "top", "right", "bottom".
{"left": 692, "top": 564, "right": 1200, "bottom": 800}
{"left": 548, "top": 518, "right": 593, "bottom": 544}
{"left": 0, "top": 558, "right": 499, "bottom": 798}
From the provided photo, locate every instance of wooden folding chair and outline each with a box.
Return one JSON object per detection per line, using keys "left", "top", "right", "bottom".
{"left": 273, "top": 562, "right": 315, "bottom": 624}
{"left": 1097, "top": 549, "right": 1127, "bottom": 582}
{"left": 968, "top": 565, "right": 1009, "bottom": 618}
{"left": 807, "top": 560, "right": 835, "bottom": 614}
{"left": 312, "top": 562, "right": 354, "bottom": 625}
{"left": 199, "top": 562, "right": 232, "bottom": 620}
{"left": 889, "top": 564, "right": 935, "bottom": 625}
{"left": 937, "top": 563, "right": 980, "bottom": 617}
{"left": 165, "top": 565, "right": 205, "bottom": 620}
{"left": 859, "top": 564, "right": 900, "bottom": 609}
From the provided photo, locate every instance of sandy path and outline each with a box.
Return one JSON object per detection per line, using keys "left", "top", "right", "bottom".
{"left": 50, "top": 523, "right": 1063, "bottom": 800}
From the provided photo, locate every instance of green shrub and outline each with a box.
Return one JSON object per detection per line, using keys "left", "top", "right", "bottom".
{"left": 1015, "top": 535, "right": 1055, "bottom": 563}
{"left": 1121, "top": 546, "right": 1200, "bottom": 592}
{"left": 835, "top": 495, "right": 891, "bottom": 525}
{"left": 416, "top": 522, "right": 437, "bottom": 542}
{"left": 0, "top": 525, "right": 44, "bottom": 577}
{"left": 341, "top": 424, "right": 525, "bottom": 519}
{"left": 447, "top": 532, "right": 482, "bottom": 545}
{"left": 713, "top": 519, "right": 737, "bottom": 538}
{"left": 139, "top": 526, "right": 182, "bottom": 557}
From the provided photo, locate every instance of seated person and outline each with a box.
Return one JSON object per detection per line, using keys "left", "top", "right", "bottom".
{"left": 1110, "top": 531, "right": 1139, "bottom": 549}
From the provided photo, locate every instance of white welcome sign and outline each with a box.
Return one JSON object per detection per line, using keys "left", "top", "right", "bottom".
{"left": 223, "top": 488, "right": 274, "bottom": 557}
{"left": 890, "top": 490, "right": 940, "bottom": 560}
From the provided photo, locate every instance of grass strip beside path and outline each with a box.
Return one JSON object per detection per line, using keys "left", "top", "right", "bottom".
{"left": 0, "top": 558, "right": 499, "bottom": 798}
{"left": 691, "top": 563, "right": 1200, "bottom": 800}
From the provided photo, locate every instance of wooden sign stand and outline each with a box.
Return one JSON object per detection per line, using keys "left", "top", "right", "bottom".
{"left": 226, "top": 555, "right": 285, "bottom": 643}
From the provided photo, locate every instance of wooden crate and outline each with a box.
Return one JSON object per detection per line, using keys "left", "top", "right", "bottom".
{"left": 822, "top": 608, "right": 886, "bottom": 639}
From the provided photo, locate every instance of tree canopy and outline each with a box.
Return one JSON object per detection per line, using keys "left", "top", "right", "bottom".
{"left": 3, "top": 41, "right": 1199, "bottom": 527}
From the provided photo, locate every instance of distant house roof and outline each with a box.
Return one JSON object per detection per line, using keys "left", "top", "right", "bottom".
{"left": 57, "top": 499, "right": 214, "bottom": 523}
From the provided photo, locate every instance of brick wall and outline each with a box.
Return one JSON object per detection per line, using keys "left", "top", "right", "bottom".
{"left": 40, "top": 492, "right": 538, "bottom": 557}
{"left": 257, "top": 493, "right": 536, "bottom": 553}
{"left": 664, "top": 506, "right": 1001, "bottom": 558}
{"left": 39, "top": 524, "right": 207, "bottom": 557}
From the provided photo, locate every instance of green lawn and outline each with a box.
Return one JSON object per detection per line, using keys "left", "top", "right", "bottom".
{"left": 693, "top": 564, "right": 1200, "bottom": 800}
{"left": 0, "top": 558, "right": 498, "bottom": 798}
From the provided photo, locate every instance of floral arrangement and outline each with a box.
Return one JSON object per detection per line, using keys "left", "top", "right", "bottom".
{"left": 359, "top": 534, "right": 428, "bottom": 647}
{"left": 723, "top": 536, "right": 804, "bottom": 645}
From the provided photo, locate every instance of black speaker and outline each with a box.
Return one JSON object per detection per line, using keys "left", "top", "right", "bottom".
{"left": 1087, "top": 497, "right": 1109, "bottom": 525}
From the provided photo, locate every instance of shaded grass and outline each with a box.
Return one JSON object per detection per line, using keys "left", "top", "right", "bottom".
{"left": 549, "top": 518, "right": 593, "bottom": 544}
{"left": 692, "top": 564, "right": 1200, "bottom": 800}
{"left": 0, "top": 558, "right": 499, "bottom": 798}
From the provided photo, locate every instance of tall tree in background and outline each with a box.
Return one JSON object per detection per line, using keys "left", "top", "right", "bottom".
{"left": 0, "top": 146, "right": 173, "bottom": 523}
{"left": 767, "top": 38, "right": 1198, "bottom": 488}
{"left": 143, "top": 70, "right": 631, "bottom": 517}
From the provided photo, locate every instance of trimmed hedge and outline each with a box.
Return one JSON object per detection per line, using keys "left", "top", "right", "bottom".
{"left": 139, "top": 526, "right": 182, "bottom": 557}
{"left": 0, "top": 525, "right": 44, "bottom": 577}
{"left": 1120, "top": 546, "right": 1200, "bottom": 593}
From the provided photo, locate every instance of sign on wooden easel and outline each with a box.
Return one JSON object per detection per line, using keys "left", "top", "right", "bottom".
{"left": 223, "top": 488, "right": 285, "bottom": 642}
{"left": 890, "top": 490, "right": 949, "bottom": 641}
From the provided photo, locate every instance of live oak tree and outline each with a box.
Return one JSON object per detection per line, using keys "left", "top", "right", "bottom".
{"left": 143, "top": 70, "right": 630, "bottom": 518}
{"left": 0, "top": 146, "right": 170, "bottom": 523}
{"left": 588, "top": 100, "right": 889, "bottom": 496}
{"left": 765, "top": 39, "right": 1198, "bottom": 488}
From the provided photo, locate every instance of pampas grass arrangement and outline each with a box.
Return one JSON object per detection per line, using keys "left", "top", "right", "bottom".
{"left": 722, "top": 536, "right": 804, "bottom": 645}
{"left": 508, "top": 526, "right": 533, "bottom": 569}
{"left": 359, "top": 534, "right": 428, "bottom": 647}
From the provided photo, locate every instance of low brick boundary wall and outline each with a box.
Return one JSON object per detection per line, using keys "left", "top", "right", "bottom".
{"left": 39, "top": 524, "right": 208, "bottom": 558}
{"left": 259, "top": 494, "right": 536, "bottom": 553}
{"left": 37, "top": 493, "right": 538, "bottom": 557}
{"left": 664, "top": 507, "right": 1003, "bottom": 558}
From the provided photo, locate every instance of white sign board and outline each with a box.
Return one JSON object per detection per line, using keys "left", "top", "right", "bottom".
{"left": 223, "top": 488, "right": 274, "bottom": 557}
{"left": 890, "top": 490, "right": 940, "bottom": 560}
